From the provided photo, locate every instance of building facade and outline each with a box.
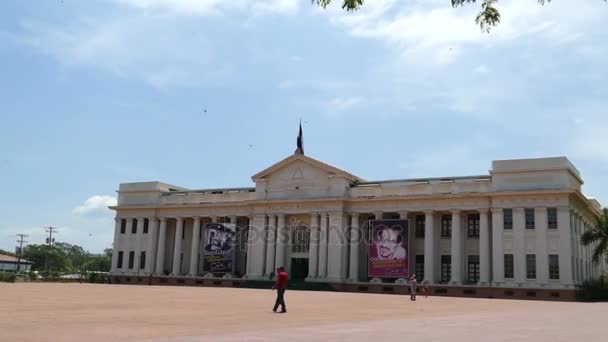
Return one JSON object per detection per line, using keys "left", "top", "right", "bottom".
{"left": 109, "top": 151, "right": 605, "bottom": 299}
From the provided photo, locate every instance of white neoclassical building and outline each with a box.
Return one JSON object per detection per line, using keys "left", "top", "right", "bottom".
{"left": 109, "top": 147, "right": 604, "bottom": 300}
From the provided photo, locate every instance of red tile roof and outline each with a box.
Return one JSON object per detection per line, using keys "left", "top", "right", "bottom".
{"left": 0, "top": 253, "right": 32, "bottom": 264}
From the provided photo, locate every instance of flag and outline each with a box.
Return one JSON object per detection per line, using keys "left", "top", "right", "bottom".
{"left": 296, "top": 120, "right": 304, "bottom": 154}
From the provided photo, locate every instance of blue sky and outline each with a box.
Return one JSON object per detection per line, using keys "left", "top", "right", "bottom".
{"left": 1, "top": 0, "right": 607, "bottom": 253}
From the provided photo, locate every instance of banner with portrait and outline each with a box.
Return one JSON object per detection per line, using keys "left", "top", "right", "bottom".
{"left": 202, "top": 223, "right": 236, "bottom": 274}
{"left": 368, "top": 219, "right": 409, "bottom": 278}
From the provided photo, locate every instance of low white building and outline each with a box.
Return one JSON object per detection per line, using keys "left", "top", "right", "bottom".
{"left": 0, "top": 254, "right": 33, "bottom": 272}
{"left": 109, "top": 146, "right": 604, "bottom": 299}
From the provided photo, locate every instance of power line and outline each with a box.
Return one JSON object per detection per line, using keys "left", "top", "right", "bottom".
{"left": 16, "top": 234, "right": 28, "bottom": 273}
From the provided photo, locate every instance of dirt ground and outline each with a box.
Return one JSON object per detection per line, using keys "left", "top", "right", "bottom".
{"left": 1, "top": 283, "right": 606, "bottom": 342}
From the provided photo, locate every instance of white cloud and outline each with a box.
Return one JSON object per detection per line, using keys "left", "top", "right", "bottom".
{"left": 327, "top": 96, "right": 362, "bottom": 111}
{"left": 72, "top": 195, "right": 117, "bottom": 218}
{"left": 325, "top": 0, "right": 607, "bottom": 67}
{"left": 17, "top": 16, "right": 225, "bottom": 88}
{"left": 114, "top": 0, "right": 298, "bottom": 16}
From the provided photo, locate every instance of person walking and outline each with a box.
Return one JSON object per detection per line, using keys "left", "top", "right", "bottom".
{"left": 409, "top": 274, "right": 418, "bottom": 301}
{"left": 272, "top": 266, "right": 288, "bottom": 313}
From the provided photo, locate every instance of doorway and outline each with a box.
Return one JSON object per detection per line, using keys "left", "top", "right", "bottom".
{"left": 290, "top": 258, "right": 309, "bottom": 281}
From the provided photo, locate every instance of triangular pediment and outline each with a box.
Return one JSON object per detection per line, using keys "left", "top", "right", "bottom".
{"left": 251, "top": 153, "right": 363, "bottom": 182}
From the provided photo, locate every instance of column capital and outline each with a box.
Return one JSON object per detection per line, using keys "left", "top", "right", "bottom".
{"left": 373, "top": 211, "right": 383, "bottom": 219}
{"left": 277, "top": 213, "right": 286, "bottom": 219}
{"left": 450, "top": 209, "right": 461, "bottom": 215}
{"left": 513, "top": 207, "right": 525, "bottom": 212}
{"left": 192, "top": 216, "right": 201, "bottom": 221}
{"left": 148, "top": 216, "right": 158, "bottom": 222}
{"left": 424, "top": 210, "right": 434, "bottom": 215}
{"left": 397, "top": 211, "right": 408, "bottom": 218}
{"left": 159, "top": 217, "right": 168, "bottom": 222}
{"left": 491, "top": 207, "right": 503, "bottom": 214}
{"left": 351, "top": 212, "right": 360, "bottom": 219}
{"left": 477, "top": 208, "right": 489, "bottom": 214}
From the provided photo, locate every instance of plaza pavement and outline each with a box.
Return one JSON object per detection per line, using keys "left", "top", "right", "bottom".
{"left": 1, "top": 283, "right": 606, "bottom": 341}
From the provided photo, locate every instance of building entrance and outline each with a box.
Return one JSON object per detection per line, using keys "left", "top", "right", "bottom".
{"left": 290, "top": 258, "right": 309, "bottom": 281}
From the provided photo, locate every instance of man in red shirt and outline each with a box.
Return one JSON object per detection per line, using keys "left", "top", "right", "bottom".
{"left": 272, "top": 266, "right": 288, "bottom": 313}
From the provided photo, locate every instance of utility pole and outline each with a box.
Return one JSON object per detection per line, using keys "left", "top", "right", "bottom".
{"left": 45, "top": 226, "right": 57, "bottom": 246}
{"left": 44, "top": 226, "right": 58, "bottom": 275}
{"left": 16, "top": 234, "right": 28, "bottom": 273}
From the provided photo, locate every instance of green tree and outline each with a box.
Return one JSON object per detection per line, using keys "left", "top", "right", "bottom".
{"left": 22, "top": 244, "right": 72, "bottom": 274}
{"left": 314, "top": 0, "right": 607, "bottom": 33}
{"left": 582, "top": 208, "right": 608, "bottom": 264}
{"left": 0, "top": 249, "right": 15, "bottom": 256}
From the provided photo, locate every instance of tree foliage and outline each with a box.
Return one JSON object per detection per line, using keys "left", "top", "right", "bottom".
{"left": 582, "top": 208, "right": 608, "bottom": 264}
{"left": 315, "top": 0, "right": 607, "bottom": 33}
{"left": 21, "top": 242, "right": 111, "bottom": 275}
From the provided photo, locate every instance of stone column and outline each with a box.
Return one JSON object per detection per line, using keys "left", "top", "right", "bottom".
{"left": 171, "top": 217, "right": 184, "bottom": 276}
{"left": 265, "top": 215, "right": 276, "bottom": 277}
{"left": 275, "top": 214, "right": 287, "bottom": 270}
{"left": 423, "top": 211, "right": 435, "bottom": 284}
{"left": 327, "top": 212, "right": 348, "bottom": 282}
{"left": 189, "top": 217, "right": 201, "bottom": 277}
{"left": 374, "top": 211, "right": 383, "bottom": 221}
{"left": 134, "top": 217, "right": 144, "bottom": 272}
{"left": 318, "top": 213, "right": 328, "bottom": 279}
{"left": 246, "top": 214, "right": 266, "bottom": 278}
{"left": 155, "top": 218, "right": 167, "bottom": 275}
{"left": 479, "top": 209, "right": 490, "bottom": 285}
{"left": 535, "top": 207, "right": 549, "bottom": 286}
{"left": 123, "top": 218, "right": 134, "bottom": 271}
{"left": 513, "top": 208, "right": 526, "bottom": 284}
{"left": 348, "top": 213, "right": 360, "bottom": 282}
{"left": 558, "top": 207, "right": 574, "bottom": 287}
{"left": 450, "top": 210, "right": 462, "bottom": 284}
{"left": 111, "top": 218, "right": 121, "bottom": 273}
{"left": 491, "top": 208, "right": 504, "bottom": 286}
{"left": 146, "top": 218, "right": 159, "bottom": 275}
{"left": 308, "top": 213, "right": 320, "bottom": 279}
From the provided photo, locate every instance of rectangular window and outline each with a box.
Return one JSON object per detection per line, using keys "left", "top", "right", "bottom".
{"left": 525, "top": 208, "right": 535, "bottom": 229}
{"left": 467, "top": 214, "right": 480, "bottom": 238}
{"left": 117, "top": 251, "right": 124, "bottom": 269}
{"left": 526, "top": 254, "right": 536, "bottom": 279}
{"left": 549, "top": 254, "right": 560, "bottom": 280}
{"left": 503, "top": 209, "right": 513, "bottom": 230}
{"left": 504, "top": 254, "right": 514, "bottom": 279}
{"left": 291, "top": 226, "right": 310, "bottom": 253}
{"left": 441, "top": 255, "right": 452, "bottom": 283}
{"left": 415, "top": 215, "right": 425, "bottom": 238}
{"left": 467, "top": 255, "right": 480, "bottom": 283}
{"left": 547, "top": 208, "right": 558, "bottom": 230}
{"left": 140, "top": 251, "right": 146, "bottom": 269}
{"left": 143, "top": 219, "right": 149, "bottom": 234}
{"left": 440, "top": 215, "right": 452, "bottom": 238}
{"left": 120, "top": 219, "right": 126, "bottom": 234}
{"left": 415, "top": 255, "right": 425, "bottom": 280}
{"left": 128, "top": 251, "right": 135, "bottom": 269}
{"left": 132, "top": 219, "right": 138, "bottom": 234}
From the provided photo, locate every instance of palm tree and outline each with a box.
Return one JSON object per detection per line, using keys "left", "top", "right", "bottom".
{"left": 581, "top": 208, "right": 608, "bottom": 263}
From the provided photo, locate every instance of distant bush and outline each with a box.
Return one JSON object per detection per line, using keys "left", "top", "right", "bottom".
{"left": 577, "top": 279, "right": 608, "bottom": 301}
{"left": 87, "top": 272, "right": 110, "bottom": 284}
{"left": 0, "top": 271, "right": 16, "bottom": 283}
